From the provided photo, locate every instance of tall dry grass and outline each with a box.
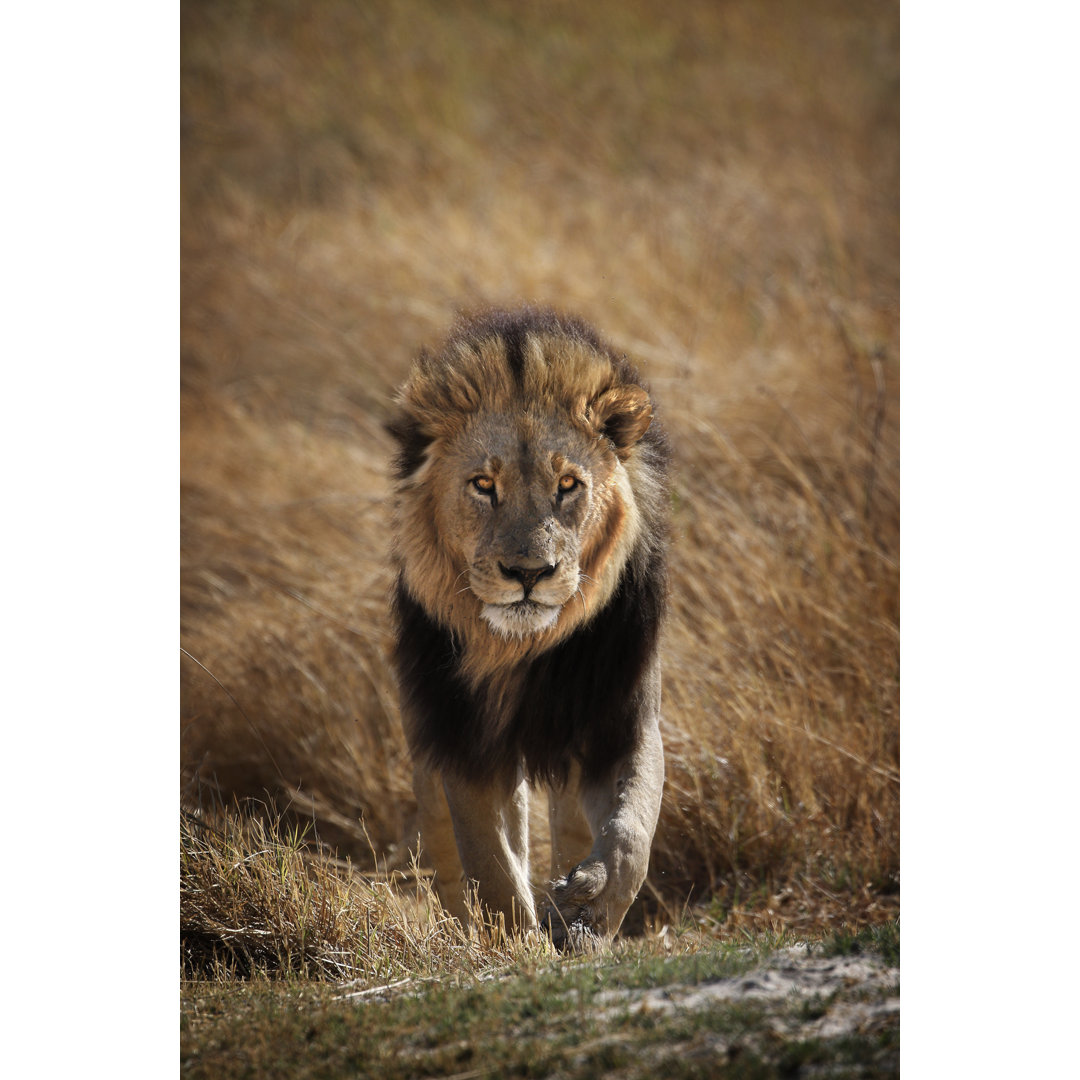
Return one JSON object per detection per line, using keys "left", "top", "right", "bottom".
{"left": 181, "top": 0, "right": 898, "bottom": 933}
{"left": 180, "top": 808, "right": 545, "bottom": 981}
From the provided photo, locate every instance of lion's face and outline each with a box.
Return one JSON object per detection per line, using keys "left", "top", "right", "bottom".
{"left": 431, "top": 410, "right": 619, "bottom": 638}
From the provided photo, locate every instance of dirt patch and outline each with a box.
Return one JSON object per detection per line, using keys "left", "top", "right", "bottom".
{"left": 594, "top": 944, "right": 899, "bottom": 1041}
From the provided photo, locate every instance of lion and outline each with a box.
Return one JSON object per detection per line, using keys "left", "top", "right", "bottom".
{"left": 388, "top": 306, "right": 669, "bottom": 948}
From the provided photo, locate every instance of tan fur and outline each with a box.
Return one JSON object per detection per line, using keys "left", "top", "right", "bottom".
{"left": 391, "top": 313, "right": 668, "bottom": 947}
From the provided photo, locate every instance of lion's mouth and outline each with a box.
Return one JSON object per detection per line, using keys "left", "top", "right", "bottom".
{"left": 481, "top": 599, "right": 561, "bottom": 638}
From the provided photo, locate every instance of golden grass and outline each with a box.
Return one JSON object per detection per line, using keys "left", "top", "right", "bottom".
{"left": 181, "top": 806, "right": 546, "bottom": 981}
{"left": 181, "top": 0, "right": 899, "bottom": 945}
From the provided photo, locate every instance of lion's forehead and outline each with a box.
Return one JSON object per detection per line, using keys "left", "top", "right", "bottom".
{"left": 450, "top": 410, "right": 598, "bottom": 474}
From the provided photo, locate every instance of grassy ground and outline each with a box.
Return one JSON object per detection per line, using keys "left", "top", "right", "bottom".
{"left": 181, "top": 0, "right": 898, "bottom": 978}
{"left": 182, "top": 919, "right": 899, "bottom": 1079}
{"left": 181, "top": 807, "right": 898, "bottom": 1075}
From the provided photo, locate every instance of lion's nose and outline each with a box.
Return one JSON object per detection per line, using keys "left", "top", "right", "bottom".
{"left": 498, "top": 561, "right": 558, "bottom": 596}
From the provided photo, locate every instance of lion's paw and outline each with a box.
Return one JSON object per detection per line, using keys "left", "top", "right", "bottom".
{"left": 539, "top": 863, "right": 609, "bottom": 952}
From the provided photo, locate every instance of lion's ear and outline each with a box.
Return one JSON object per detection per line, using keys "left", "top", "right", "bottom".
{"left": 589, "top": 385, "right": 653, "bottom": 458}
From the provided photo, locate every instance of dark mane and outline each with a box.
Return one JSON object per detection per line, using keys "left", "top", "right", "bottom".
{"left": 446, "top": 306, "right": 609, "bottom": 368}
{"left": 393, "top": 550, "right": 665, "bottom": 787}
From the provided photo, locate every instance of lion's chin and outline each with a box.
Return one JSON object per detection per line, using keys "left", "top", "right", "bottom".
{"left": 481, "top": 600, "right": 562, "bottom": 639}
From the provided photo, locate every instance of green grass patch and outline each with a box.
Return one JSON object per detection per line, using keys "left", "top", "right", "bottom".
{"left": 182, "top": 933, "right": 898, "bottom": 1079}
{"left": 818, "top": 922, "right": 900, "bottom": 967}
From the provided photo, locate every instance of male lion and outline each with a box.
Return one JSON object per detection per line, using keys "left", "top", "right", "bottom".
{"left": 388, "top": 306, "right": 669, "bottom": 948}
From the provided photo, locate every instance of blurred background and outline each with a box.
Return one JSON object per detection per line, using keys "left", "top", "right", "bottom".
{"left": 181, "top": 0, "right": 898, "bottom": 933}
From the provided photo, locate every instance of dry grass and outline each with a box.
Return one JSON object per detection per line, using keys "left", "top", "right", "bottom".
{"left": 180, "top": 806, "right": 547, "bottom": 982}
{"left": 181, "top": 0, "right": 899, "bottom": 953}
{"left": 181, "top": 810, "right": 899, "bottom": 1076}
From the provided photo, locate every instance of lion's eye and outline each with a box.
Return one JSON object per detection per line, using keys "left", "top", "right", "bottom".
{"left": 557, "top": 475, "right": 580, "bottom": 494}
{"left": 471, "top": 476, "right": 496, "bottom": 496}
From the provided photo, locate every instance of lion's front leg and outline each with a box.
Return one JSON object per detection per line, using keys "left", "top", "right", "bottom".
{"left": 542, "top": 673, "right": 664, "bottom": 950}
{"left": 439, "top": 768, "right": 537, "bottom": 933}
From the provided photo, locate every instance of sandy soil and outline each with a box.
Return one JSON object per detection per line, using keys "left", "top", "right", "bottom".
{"left": 594, "top": 944, "right": 899, "bottom": 1041}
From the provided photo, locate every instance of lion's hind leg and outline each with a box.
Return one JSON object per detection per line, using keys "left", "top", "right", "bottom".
{"left": 542, "top": 767, "right": 602, "bottom": 950}
{"left": 547, "top": 765, "right": 594, "bottom": 881}
{"left": 413, "top": 761, "right": 471, "bottom": 922}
